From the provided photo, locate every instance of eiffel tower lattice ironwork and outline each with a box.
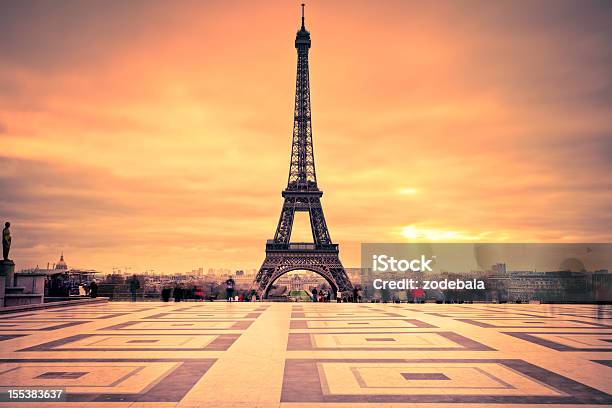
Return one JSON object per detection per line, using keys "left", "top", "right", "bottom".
{"left": 253, "top": 5, "right": 353, "bottom": 299}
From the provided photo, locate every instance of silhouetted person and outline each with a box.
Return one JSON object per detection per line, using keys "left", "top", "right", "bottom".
{"left": 61, "top": 273, "right": 70, "bottom": 297}
{"left": 352, "top": 287, "right": 359, "bottom": 303}
{"left": 183, "top": 285, "right": 192, "bottom": 300}
{"left": 2, "top": 222, "right": 11, "bottom": 261}
{"left": 161, "top": 286, "right": 171, "bottom": 302}
{"left": 225, "top": 277, "right": 235, "bottom": 302}
{"left": 194, "top": 286, "right": 204, "bottom": 301}
{"left": 311, "top": 287, "right": 318, "bottom": 302}
{"left": 129, "top": 275, "right": 140, "bottom": 301}
{"left": 89, "top": 280, "right": 98, "bottom": 298}
{"left": 174, "top": 284, "right": 183, "bottom": 302}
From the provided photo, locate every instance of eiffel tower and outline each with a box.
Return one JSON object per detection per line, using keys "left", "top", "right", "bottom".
{"left": 253, "top": 5, "right": 353, "bottom": 299}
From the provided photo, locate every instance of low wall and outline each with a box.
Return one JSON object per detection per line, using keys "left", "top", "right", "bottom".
{"left": 0, "top": 297, "right": 108, "bottom": 314}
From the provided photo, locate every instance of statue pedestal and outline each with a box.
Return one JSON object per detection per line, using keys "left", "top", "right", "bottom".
{"left": 0, "top": 260, "right": 15, "bottom": 307}
{"left": 0, "top": 273, "right": 4, "bottom": 307}
{"left": 0, "top": 260, "right": 15, "bottom": 287}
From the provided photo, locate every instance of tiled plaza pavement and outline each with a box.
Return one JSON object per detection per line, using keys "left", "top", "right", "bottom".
{"left": 0, "top": 302, "right": 610, "bottom": 407}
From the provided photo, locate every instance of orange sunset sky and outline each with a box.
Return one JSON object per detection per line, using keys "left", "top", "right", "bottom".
{"left": 1, "top": 0, "right": 611, "bottom": 273}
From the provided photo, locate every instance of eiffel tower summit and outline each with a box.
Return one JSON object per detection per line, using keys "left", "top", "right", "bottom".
{"left": 253, "top": 5, "right": 353, "bottom": 299}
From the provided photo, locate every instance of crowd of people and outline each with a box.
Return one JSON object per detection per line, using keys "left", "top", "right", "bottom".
{"left": 156, "top": 276, "right": 259, "bottom": 302}
{"left": 45, "top": 273, "right": 364, "bottom": 303}
{"left": 309, "top": 287, "right": 330, "bottom": 302}
{"left": 45, "top": 273, "right": 98, "bottom": 298}
{"left": 310, "top": 286, "right": 363, "bottom": 302}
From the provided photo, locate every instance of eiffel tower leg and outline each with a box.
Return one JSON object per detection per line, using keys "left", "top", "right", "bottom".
{"left": 273, "top": 200, "right": 295, "bottom": 244}
{"left": 309, "top": 203, "right": 331, "bottom": 245}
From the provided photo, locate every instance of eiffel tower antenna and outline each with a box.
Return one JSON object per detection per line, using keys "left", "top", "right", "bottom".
{"left": 253, "top": 5, "right": 353, "bottom": 299}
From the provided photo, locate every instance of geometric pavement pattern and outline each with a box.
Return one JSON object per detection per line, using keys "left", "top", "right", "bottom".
{"left": 0, "top": 302, "right": 610, "bottom": 407}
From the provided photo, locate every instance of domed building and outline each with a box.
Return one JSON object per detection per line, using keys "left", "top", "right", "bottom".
{"left": 18, "top": 252, "right": 101, "bottom": 298}
{"left": 55, "top": 253, "right": 68, "bottom": 270}
{"left": 559, "top": 258, "right": 586, "bottom": 273}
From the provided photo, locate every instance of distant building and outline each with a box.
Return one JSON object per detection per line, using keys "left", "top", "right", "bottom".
{"left": 506, "top": 271, "right": 592, "bottom": 303}
{"left": 492, "top": 263, "right": 507, "bottom": 274}
{"left": 276, "top": 272, "right": 324, "bottom": 291}
{"left": 55, "top": 253, "right": 68, "bottom": 270}
{"left": 19, "top": 253, "right": 101, "bottom": 298}
{"left": 19, "top": 253, "right": 99, "bottom": 282}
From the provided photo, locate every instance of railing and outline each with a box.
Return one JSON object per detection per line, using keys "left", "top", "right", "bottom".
{"left": 266, "top": 241, "right": 338, "bottom": 252}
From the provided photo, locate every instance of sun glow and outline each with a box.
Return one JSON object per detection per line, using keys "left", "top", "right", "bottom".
{"left": 398, "top": 187, "right": 419, "bottom": 195}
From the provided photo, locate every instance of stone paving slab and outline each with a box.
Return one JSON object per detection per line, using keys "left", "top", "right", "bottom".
{"left": 0, "top": 302, "right": 609, "bottom": 407}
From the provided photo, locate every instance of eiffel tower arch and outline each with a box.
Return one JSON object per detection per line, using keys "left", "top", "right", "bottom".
{"left": 253, "top": 5, "right": 353, "bottom": 299}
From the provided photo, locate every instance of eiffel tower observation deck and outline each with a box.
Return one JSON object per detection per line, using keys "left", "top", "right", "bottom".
{"left": 253, "top": 5, "right": 353, "bottom": 299}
